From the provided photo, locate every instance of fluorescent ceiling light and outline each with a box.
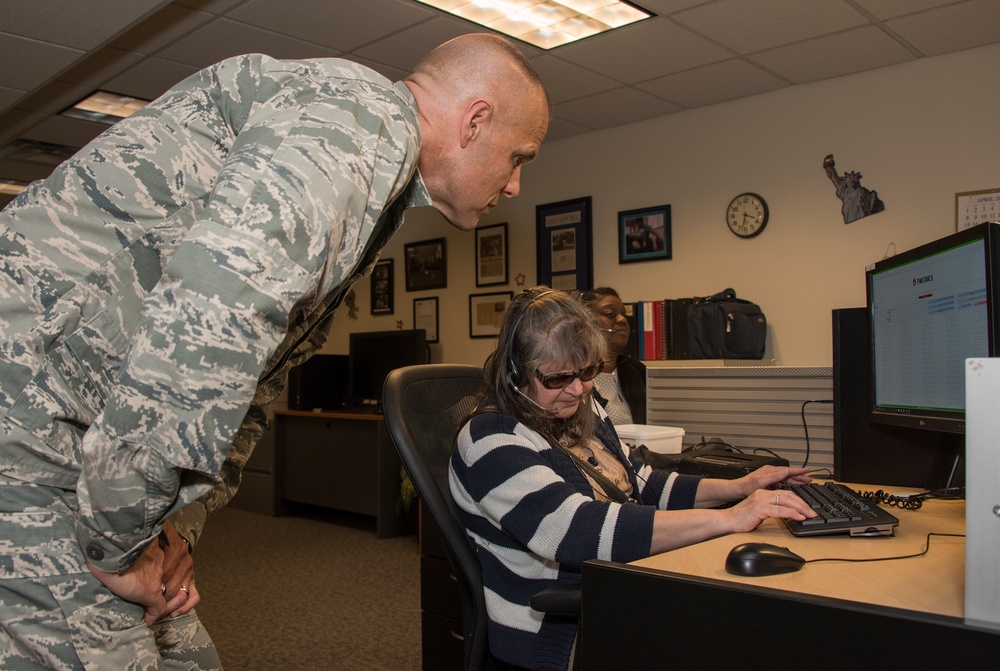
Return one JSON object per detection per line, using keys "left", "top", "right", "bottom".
{"left": 0, "top": 179, "right": 28, "bottom": 196}
{"left": 61, "top": 91, "right": 151, "bottom": 125}
{"left": 415, "top": 0, "right": 652, "bottom": 49}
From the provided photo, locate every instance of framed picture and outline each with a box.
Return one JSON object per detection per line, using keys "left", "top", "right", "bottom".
{"left": 535, "top": 196, "right": 592, "bottom": 292}
{"left": 413, "top": 296, "right": 439, "bottom": 344}
{"left": 956, "top": 188, "right": 1000, "bottom": 230}
{"left": 475, "top": 222, "right": 508, "bottom": 287}
{"left": 469, "top": 291, "right": 513, "bottom": 339}
{"left": 370, "top": 258, "right": 394, "bottom": 314}
{"left": 404, "top": 237, "right": 447, "bottom": 291}
{"left": 618, "top": 204, "right": 672, "bottom": 264}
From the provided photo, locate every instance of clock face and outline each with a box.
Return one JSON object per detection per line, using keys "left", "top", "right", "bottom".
{"left": 727, "top": 193, "right": 769, "bottom": 238}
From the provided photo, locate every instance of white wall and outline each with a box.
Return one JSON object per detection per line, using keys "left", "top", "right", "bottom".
{"left": 323, "top": 42, "right": 1000, "bottom": 368}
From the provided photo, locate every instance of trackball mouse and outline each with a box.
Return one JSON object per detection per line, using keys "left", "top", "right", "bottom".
{"left": 725, "top": 542, "right": 806, "bottom": 576}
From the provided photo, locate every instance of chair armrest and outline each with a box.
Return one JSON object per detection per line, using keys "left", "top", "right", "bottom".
{"left": 529, "top": 583, "right": 581, "bottom": 617}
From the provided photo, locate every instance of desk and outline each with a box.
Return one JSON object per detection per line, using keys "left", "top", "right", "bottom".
{"left": 274, "top": 409, "right": 413, "bottom": 538}
{"left": 580, "top": 490, "right": 999, "bottom": 670}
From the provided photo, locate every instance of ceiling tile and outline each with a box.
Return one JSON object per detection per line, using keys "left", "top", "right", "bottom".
{"left": 555, "top": 17, "right": 731, "bottom": 84}
{"left": 110, "top": 4, "right": 217, "bottom": 54}
{"left": 853, "top": 0, "right": 961, "bottom": 20}
{"left": 155, "top": 18, "right": 341, "bottom": 67}
{"left": 673, "top": 0, "right": 869, "bottom": 53}
{"left": 21, "top": 115, "right": 105, "bottom": 150}
{"left": 57, "top": 48, "right": 144, "bottom": 89}
{"left": 638, "top": 58, "right": 788, "bottom": 108}
{"left": 0, "top": 34, "right": 82, "bottom": 92}
{"left": 555, "top": 87, "right": 682, "bottom": 130}
{"left": 229, "top": 0, "right": 436, "bottom": 53}
{"left": 2, "top": 0, "right": 169, "bottom": 49}
{"left": 102, "top": 59, "right": 201, "bottom": 101}
{"left": 751, "top": 25, "right": 915, "bottom": 84}
{"left": 352, "top": 16, "right": 490, "bottom": 72}
{"left": 886, "top": 0, "right": 1000, "bottom": 56}
{"left": 530, "top": 55, "right": 619, "bottom": 104}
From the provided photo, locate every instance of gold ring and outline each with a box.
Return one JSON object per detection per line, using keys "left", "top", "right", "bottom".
{"left": 160, "top": 583, "right": 167, "bottom": 596}
{"left": 179, "top": 585, "right": 189, "bottom": 595}
{"left": 775, "top": 495, "right": 780, "bottom": 505}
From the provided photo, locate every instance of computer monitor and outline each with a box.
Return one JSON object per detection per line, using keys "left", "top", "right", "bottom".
{"left": 348, "top": 329, "right": 428, "bottom": 406}
{"left": 866, "top": 222, "right": 1000, "bottom": 435}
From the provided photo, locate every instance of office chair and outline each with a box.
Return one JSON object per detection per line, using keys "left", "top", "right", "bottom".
{"left": 383, "top": 364, "right": 492, "bottom": 671}
{"left": 384, "top": 364, "right": 582, "bottom": 671}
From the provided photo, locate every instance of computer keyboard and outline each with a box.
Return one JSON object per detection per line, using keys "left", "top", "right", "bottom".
{"left": 782, "top": 481, "right": 899, "bottom": 537}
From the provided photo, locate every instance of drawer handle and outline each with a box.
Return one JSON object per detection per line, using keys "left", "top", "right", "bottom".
{"left": 449, "top": 630, "right": 464, "bottom": 642}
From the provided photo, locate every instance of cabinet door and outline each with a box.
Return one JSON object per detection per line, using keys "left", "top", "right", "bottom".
{"left": 280, "top": 416, "right": 378, "bottom": 514}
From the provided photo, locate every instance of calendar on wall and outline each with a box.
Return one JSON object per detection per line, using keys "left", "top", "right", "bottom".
{"left": 956, "top": 188, "right": 1000, "bottom": 230}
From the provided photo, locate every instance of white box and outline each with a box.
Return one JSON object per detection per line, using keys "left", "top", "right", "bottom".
{"left": 616, "top": 424, "right": 685, "bottom": 454}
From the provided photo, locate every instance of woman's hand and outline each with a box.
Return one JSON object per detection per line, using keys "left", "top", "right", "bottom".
{"left": 736, "top": 464, "right": 813, "bottom": 497}
{"left": 86, "top": 522, "right": 199, "bottom": 625}
{"left": 725, "top": 486, "right": 817, "bottom": 534}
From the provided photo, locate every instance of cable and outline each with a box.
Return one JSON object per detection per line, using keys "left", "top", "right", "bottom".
{"left": 799, "top": 399, "right": 833, "bottom": 468}
{"left": 804, "top": 532, "right": 965, "bottom": 566}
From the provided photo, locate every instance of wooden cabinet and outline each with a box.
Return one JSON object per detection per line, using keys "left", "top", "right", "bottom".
{"left": 419, "top": 503, "right": 463, "bottom": 671}
{"left": 232, "top": 409, "right": 414, "bottom": 538}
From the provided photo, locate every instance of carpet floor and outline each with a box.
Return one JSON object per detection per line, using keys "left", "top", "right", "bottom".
{"left": 192, "top": 505, "right": 421, "bottom": 670}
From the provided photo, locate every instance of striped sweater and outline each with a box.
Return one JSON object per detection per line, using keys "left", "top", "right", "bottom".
{"left": 449, "top": 400, "right": 702, "bottom": 670}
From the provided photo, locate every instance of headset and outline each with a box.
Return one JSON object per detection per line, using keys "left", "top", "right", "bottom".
{"left": 505, "top": 289, "right": 558, "bottom": 390}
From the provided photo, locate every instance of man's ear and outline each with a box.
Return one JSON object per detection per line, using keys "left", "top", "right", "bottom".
{"left": 461, "top": 99, "right": 493, "bottom": 148}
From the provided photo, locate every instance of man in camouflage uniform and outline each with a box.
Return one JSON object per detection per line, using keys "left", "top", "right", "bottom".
{"left": 0, "top": 33, "right": 549, "bottom": 669}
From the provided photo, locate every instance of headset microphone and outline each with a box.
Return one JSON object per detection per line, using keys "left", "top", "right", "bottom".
{"left": 515, "top": 386, "right": 553, "bottom": 413}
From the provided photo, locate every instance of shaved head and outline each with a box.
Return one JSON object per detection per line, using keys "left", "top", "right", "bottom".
{"left": 410, "top": 33, "right": 549, "bottom": 111}
{"left": 404, "top": 34, "right": 551, "bottom": 230}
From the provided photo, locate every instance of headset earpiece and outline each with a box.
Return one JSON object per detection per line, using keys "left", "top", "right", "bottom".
{"left": 505, "top": 289, "right": 557, "bottom": 390}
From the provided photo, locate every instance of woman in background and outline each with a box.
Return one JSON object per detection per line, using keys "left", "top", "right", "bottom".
{"left": 579, "top": 287, "right": 645, "bottom": 424}
{"left": 449, "top": 287, "right": 814, "bottom": 671}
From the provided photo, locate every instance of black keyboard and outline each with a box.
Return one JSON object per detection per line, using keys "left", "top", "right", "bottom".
{"left": 782, "top": 481, "right": 899, "bottom": 537}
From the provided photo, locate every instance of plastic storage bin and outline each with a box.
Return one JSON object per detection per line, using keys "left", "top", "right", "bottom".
{"left": 616, "top": 424, "right": 685, "bottom": 454}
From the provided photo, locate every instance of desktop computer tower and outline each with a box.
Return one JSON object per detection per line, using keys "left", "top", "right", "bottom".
{"left": 832, "top": 308, "right": 963, "bottom": 489}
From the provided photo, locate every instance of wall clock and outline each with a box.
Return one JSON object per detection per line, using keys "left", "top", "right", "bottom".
{"left": 726, "top": 192, "right": 769, "bottom": 238}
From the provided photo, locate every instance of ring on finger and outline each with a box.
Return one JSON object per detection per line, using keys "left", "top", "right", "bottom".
{"left": 775, "top": 494, "right": 780, "bottom": 505}
{"left": 179, "top": 585, "right": 189, "bottom": 595}
{"left": 160, "top": 583, "right": 167, "bottom": 596}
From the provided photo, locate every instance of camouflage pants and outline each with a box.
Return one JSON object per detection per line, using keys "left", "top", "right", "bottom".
{"left": 0, "top": 480, "right": 221, "bottom": 670}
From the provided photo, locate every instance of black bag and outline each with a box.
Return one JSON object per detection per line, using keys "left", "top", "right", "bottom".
{"left": 687, "top": 288, "right": 766, "bottom": 359}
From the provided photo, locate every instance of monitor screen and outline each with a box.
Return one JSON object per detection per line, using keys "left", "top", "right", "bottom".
{"left": 866, "top": 222, "right": 999, "bottom": 434}
{"left": 348, "top": 329, "right": 428, "bottom": 406}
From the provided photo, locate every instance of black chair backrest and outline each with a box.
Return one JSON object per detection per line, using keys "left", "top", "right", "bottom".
{"left": 383, "top": 364, "right": 487, "bottom": 671}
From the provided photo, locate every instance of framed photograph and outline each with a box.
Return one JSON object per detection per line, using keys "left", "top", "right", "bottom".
{"left": 475, "top": 222, "right": 508, "bottom": 287}
{"left": 618, "top": 204, "right": 672, "bottom": 264}
{"left": 370, "top": 258, "right": 394, "bottom": 314}
{"left": 413, "top": 296, "right": 439, "bottom": 344}
{"left": 469, "top": 291, "right": 513, "bottom": 339}
{"left": 535, "top": 196, "right": 592, "bottom": 292}
{"left": 404, "top": 237, "right": 447, "bottom": 291}
{"left": 956, "top": 188, "right": 1000, "bottom": 230}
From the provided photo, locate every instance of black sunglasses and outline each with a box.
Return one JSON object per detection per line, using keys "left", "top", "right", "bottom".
{"left": 533, "top": 361, "right": 604, "bottom": 389}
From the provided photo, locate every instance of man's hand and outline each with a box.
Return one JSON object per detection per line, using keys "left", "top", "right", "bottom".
{"left": 87, "top": 521, "right": 199, "bottom": 625}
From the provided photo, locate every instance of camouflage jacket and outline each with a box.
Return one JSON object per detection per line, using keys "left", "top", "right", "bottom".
{"left": 0, "top": 54, "right": 429, "bottom": 572}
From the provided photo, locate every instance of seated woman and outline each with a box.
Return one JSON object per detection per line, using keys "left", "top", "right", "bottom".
{"left": 449, "top": 287, "right": 815, "bottom": 671}
{"left": 579, "top": 286, "right": 645, "bottom": 424}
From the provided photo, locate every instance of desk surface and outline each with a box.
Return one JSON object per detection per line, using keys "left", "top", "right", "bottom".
{"left": 630, "top": 485, "right": 966, "bottom": 618}
{"left": 274, "top": 408, "right": 384, "bottom": 421}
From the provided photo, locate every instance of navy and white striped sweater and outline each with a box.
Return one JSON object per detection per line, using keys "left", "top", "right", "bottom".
{"left": 449, "top": 400, "right": 702, "bottom": 670}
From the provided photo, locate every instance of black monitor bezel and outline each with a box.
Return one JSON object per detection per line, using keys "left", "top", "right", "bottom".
{"left": 347, "top": 328, "right": 428, "bottom": 406}
{"left": 865, "top": 222, "right": 999, "bottom": 435}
